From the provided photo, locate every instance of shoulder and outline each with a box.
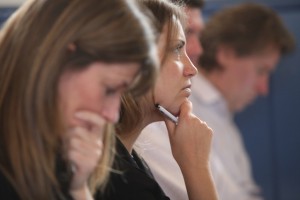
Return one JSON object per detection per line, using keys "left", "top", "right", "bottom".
{"left": 95, "top": 140, "right": 169, "bottom": 200}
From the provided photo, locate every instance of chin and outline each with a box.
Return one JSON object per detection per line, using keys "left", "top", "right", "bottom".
{"left": 235, "top": 103, "right": 250, "bottom": 113}
{"left": 182, "top": 88, "right": 191, "bottom": 97}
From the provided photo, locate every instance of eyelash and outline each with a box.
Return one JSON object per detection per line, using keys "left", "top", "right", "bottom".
{"left": 105, "top": 87, "right": 117, "bottom": 96}
{"left": 174, "top": 43, "right": 184, "bottom": 54}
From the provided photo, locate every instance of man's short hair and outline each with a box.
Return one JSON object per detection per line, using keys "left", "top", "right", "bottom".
{"left": 170, "top": 0, "right": 204, "bottom": 9}
{"left": 199, "top": 3, "right": 295, "bottom": 72}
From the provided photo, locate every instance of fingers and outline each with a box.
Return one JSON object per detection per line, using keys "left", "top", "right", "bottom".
{"left": 75, "top": 111, "right": 106, "bottom": 140}
{"left": 178, "top": 99, "right": 193, "bottom": 118}
{"left": 65, "top": 125, "right": 104, "bottom": 190}
{"left": 64, "top": 111, "right": 107, "bottom": 190}
{"left": 68, "top": 127, "right": 103, "bottom": 158}
{"left": 164, "top": 100, "right": 192, "bottom": 138}
{"left": 164, "top": 117, "right": 176, "bottom": 137}
{"left": 164, "top": 99, "right": 213, "bottom": 168}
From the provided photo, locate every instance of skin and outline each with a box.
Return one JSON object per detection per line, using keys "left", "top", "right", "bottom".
{"left": 184, "top": 5, "right": 280, "bottom": 114}
{"left": 58, "top": 62, "right": 140, "bottom": 199}
{"left": 184, "top": 7, "right": 205, "bottom": 65}
{"left": 172, "top": 7, "right": 218, "bottom": 200}
{"left": 183, "top": 4, "right": 278, "bottom": 199}
{"left": 59, "top": 62, "right": 140, "bottom": 125}
{"left": 203, "top": 45, "right": 280, "bottom": 113}
{"left": 120, "top": 18, "right": 218, "bottom": 200}
{"left": 153, "top": 20, "right": 198, "bottom": 116}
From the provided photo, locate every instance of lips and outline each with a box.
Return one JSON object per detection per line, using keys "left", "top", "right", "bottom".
{"left": 182, "top": 84, "right": 192, "bottom": 97}
{"left": 182, "top": 84, "right": 191, "bottom": 90}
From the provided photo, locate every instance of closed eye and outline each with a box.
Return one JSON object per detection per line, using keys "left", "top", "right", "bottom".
{"left": 104, "top": 82, "right": 129, "bottom": 96}
{"left": 105, "top": 87, "right": 117, "bottom": 96}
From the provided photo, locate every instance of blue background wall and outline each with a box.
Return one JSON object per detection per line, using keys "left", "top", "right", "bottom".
{"left": 1, "top": 1, "right": 299, "bottom": 199}
{"left": 0, "top": 7, "right": 15, "bottom": 25}
{"left": 203, "top": 0, "right": 300, "bottom": 200}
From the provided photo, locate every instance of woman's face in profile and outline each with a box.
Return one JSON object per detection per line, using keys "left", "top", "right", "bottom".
{"left": 153, "top": 19, "right": 197, "bottom": 116}
{"left": 58, "top": 62, "right": 140, "bottom": 127}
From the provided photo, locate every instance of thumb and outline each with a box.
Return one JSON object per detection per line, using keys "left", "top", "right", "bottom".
{"left": 178, "top": 99, "right": 193, "bottom": 118}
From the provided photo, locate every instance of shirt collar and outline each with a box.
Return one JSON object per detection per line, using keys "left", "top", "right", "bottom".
{"left": 191, "top": 72, "right": 224, "bottom": 105}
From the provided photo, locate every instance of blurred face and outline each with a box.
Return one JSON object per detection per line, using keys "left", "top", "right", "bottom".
{"left": 59, "top": 62, "right": 139, "bottom": 127}
{"left": 184, "top": 7, "right": 204, "bottom": 65}
{"left": 153, "top": 19, "right": 198, "bottom": 115}
{"left": 223, "top": 47, "right": 280, "bottom": 112}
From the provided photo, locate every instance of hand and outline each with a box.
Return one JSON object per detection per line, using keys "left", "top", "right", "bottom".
{"left": 164, "top": 99, "right": 213, "bottom": 170}
{"left": 64, "top": 111, "right": 105, "bottom": 199}
{"left": 164, "top": 100, "right": 218, "bottom": 200}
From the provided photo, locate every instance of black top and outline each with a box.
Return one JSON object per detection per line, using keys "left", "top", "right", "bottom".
{"left": 0, "top": 155, "right": 73, "bottom": 200}
{"left": 95, "top": 138, "right": 170, "bottom": 200}
{"left": 0, "top": 172, "right": 20, "bottom": 199}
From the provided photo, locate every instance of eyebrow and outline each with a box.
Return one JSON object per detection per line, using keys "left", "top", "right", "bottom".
{"left": 172, "top": 39, "right": 185, "bottom": 46}
{"left": 118, "top": 82, "right": 130, "bottom": 90}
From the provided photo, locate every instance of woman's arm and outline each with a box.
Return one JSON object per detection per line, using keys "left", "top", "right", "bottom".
{"left": 164, "top": 100, "right": 218, "bottom": 200}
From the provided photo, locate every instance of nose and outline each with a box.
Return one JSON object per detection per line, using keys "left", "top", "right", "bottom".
{"left": 183, "top": 55, "right": 198, "bottom": 77}
{"left": 101, "top": 97, "right": 121, "bottom": 123}
{"left": 256, "top": 76, "right": 269, "bottom": 96}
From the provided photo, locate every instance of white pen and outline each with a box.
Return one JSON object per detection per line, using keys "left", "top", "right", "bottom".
{"left": 155, "top": 104, "right": 178, "bottom": 125}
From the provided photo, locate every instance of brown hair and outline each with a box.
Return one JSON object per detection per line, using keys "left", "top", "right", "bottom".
{"left": 199, "top": 3, "right": 295, "bottom": 72}
{"left": 170, "top": 0, "right": 204, "bottom": 9}
{"left": 116, "top": 0, "right": 185, "bottom": 135}
{"left": 0, "top": 0, "right": 157, "bottom": 199}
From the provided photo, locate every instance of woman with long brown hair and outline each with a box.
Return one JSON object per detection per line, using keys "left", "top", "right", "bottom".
{"left": 97, "top": 0, "right": 218, "bottom": 199}
{"left": 0, "top": 0, "right": 158, "bottom": 199}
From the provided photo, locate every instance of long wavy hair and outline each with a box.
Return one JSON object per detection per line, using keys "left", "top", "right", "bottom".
{"left": 116, "top": 0, "right": 185, "bottom": 135}
{"left": 0, "top": 0, "right": 158, "bottom": 199}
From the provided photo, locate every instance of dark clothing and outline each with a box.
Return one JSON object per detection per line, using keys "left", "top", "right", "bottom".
{"left": 0, "top": 155, "right": 73, "bottom": 200}
{"left": 96, "top": 138, "right": 170, "bottom": 200}
{"left": 0, "top": 172, "right": 20, "bottom": 199}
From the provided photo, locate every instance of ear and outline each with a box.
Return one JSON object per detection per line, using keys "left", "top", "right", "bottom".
{"left": 216, "top": 45, "right": 237, "bottom": 70}
{"left": 67, "top": 43, "right": 77, "bottom": 52}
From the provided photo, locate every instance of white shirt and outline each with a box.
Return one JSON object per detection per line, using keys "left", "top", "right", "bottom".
{"left": 191, "top": 73, "right": 262, "bottom": 200}
{"left": 136, "top": 73, "right": 263, "bottom": 200}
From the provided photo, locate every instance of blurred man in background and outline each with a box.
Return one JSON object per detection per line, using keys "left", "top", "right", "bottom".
{"left": 192, "top": 3, "right": 294, "bottom": 199}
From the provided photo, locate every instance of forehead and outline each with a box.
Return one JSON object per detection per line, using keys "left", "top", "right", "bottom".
{"left": 100, "top": 62, "right": 140, "bottom": 80}
{"left": 174, "top": 17, "right": 186, "bottom": 41}
{"left": 258, "top": 48, "right": 280, "bottom": 69}
{"left": 184, "top": 7, "right": 204, "bottom": 31}
{"left": 159, "top": 17, "right": 186, "bottom": 46}
{"left": 169, "top": 16, "right": 186, "bottom": 42}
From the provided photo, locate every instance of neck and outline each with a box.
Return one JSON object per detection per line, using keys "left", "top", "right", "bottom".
{"left": 117, "top": 129, "right": 142, "bottom": 154}
{"left": 118, "top": 96, "right": 161, "bottom": 153}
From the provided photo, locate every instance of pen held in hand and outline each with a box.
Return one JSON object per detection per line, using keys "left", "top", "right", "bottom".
{"left": 155, "top": 104, "right": 178, "bottom": 125}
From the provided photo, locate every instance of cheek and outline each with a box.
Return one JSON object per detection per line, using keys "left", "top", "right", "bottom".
{"left": 153, "top": 77, "right": 175, "bottom": 106}
{"left": 153, "top": 60, "right": 183, "bottom": 104}
{"left": 153, "top": 79, "right": 167, "bottom": 103}
{"left": 236, "top": 65, "right": 257, "bottom": 89}
{"left": 63, "top": 81, "right": 104, "bottom": 113}
{"left": 80, "top": 88, "right": 104, "bottom": 110}
{"left": 153, "top": 80, "right": 181, "bottom": 112}
{"left": 186, "top": 37, "right": 193, "bottom": 55}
